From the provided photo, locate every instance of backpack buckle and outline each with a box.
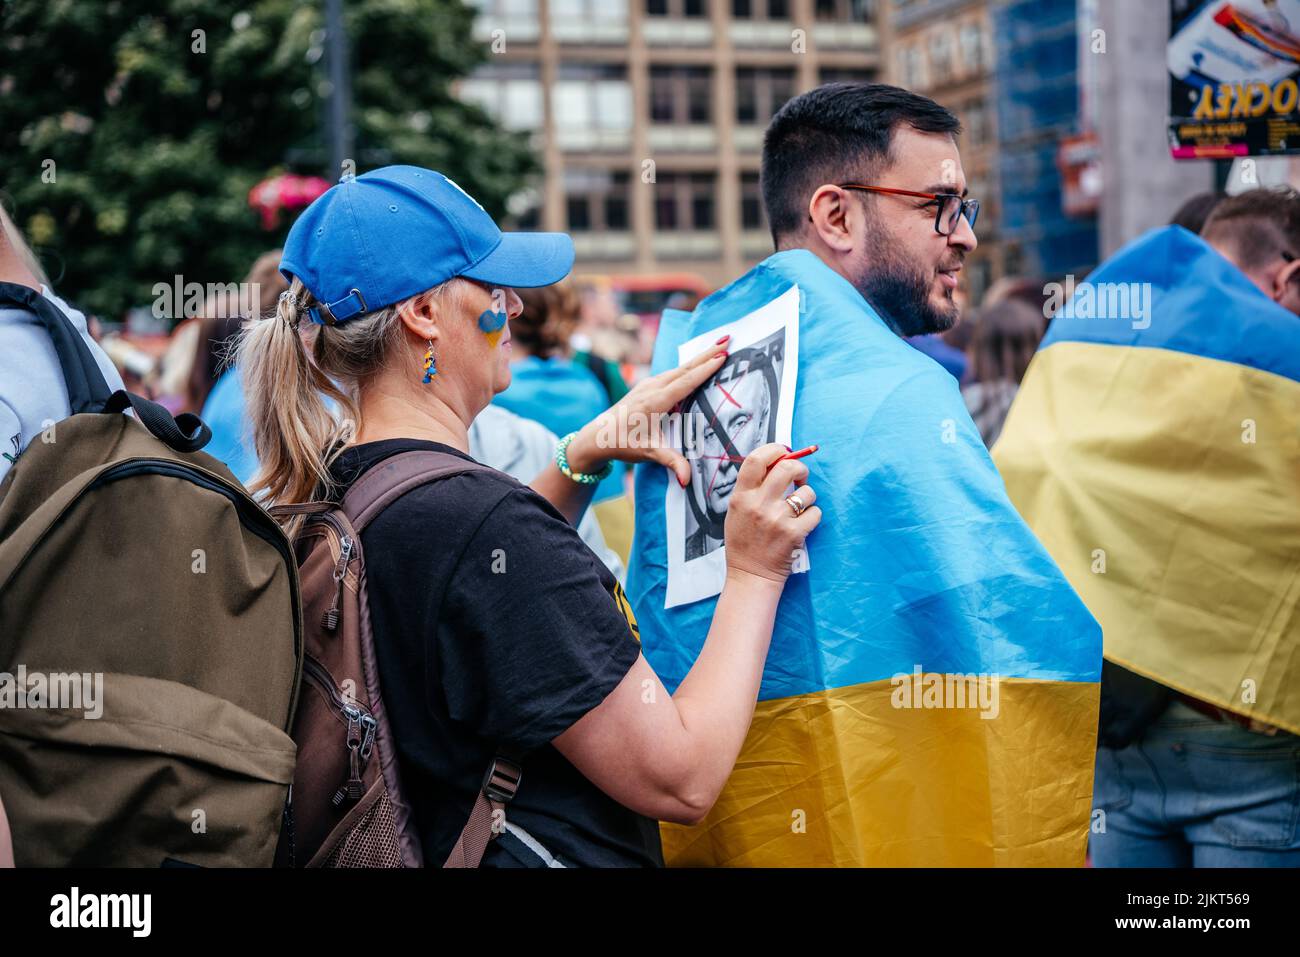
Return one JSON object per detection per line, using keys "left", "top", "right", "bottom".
{"left": 482, "top": 757, "right": 521, "bottom": 805}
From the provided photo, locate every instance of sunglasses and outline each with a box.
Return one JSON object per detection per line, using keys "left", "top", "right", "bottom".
{"left": 838, "top": 184, "right": 980, "bottom": 236}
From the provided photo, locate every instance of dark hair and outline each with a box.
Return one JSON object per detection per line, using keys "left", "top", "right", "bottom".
{"left": 761, "top": 83, "right": 962, "bottom": 245}
{"left": 513, "top": 281, "right": 581, "bottom": 360}
{"left": 187, "top": 314, "right": 244, "bottom": 412}
{"left": 186, "top": 249, "right": 288, "bottom": 412}
{"left": 1200, "top": 186, "right": 1300, "bottom": 268}
{"left": 1168, "top": 191, "right": 1223, "bottom": 234}
{"left": 966, "top": 298, "right": 1046, "bottom": 387}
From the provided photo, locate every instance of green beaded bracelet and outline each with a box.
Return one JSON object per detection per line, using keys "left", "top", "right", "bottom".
{"left": 555, "top": 431, "right": 613, "bottom": 485}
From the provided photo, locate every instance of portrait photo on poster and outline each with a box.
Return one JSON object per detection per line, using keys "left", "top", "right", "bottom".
{"left": 664, "top": 284, "right": 806, "bottom": 608}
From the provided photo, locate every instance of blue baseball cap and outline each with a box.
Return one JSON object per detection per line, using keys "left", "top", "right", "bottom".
{"left": 279, "top": 165, "right": 574, "bottom": 326}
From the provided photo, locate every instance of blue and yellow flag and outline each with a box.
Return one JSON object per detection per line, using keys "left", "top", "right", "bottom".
{"left": 995, "top": 225, "right": 1300, "bottom": 736}
{"left": 628, "top": 250, "right": 1102, "bottom": 866}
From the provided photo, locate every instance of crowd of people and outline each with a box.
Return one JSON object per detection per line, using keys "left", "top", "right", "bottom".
{"left": 0, "top": 80, "right": 1296, "bottom": 869}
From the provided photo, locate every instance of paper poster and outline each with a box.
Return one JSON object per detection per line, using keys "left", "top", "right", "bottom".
{"left": 664, "top": 284, "right": 804, "bottom": 608}
{"left": 1168, "top": 0, "right": 1300, "bottom": 158}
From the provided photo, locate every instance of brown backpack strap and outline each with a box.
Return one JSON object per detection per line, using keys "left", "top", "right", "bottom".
{"left": 443, "top": 757, "right": 522, "bottom": 868}
{"left": 339, "top": 449, "right": 523, "bottom": 868}
{"left": 268, "top": 501, "right": 335, "bottom": 520}
{"left": 340, "top": 449, "right": 494, "bottom": 533}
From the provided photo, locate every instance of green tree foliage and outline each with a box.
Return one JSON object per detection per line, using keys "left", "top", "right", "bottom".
{"left": 0, "top": 0, "right": 538, "bottom": 319}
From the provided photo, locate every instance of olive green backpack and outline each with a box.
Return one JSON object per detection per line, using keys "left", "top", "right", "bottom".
{"left": 0, "top": 282, "right": 302, "bottom": 867}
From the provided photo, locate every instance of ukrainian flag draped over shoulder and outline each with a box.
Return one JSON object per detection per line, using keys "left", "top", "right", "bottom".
{"left": 627, "top": 250, "right": 1102, "bottom": 867}
{"left": 994, "top": 225, "right": 1300, "bottom": 736}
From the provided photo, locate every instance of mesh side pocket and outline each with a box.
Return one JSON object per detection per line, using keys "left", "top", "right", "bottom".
{"left": 320, "top": 792, "right": 405, "bottom": 868}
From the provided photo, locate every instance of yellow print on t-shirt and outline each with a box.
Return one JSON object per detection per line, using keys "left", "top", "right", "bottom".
{"left": 611, "top": 580, "right": 640, "bottom": 644}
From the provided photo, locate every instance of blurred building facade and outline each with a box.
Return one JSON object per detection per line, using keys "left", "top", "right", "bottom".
{"left": 883, "top": 0, "right": 1000, "bottom": 303}
{"left": 1092, "top": 0, "right": 1211, "bottom": 257}
{"left": 461, "top": 0, "right": 881, "bottom": 289}
{"left": 991, "top": 0, "right": 1098, "bottom": 283}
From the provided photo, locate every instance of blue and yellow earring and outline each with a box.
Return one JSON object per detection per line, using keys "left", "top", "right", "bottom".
{"left": 422, "top": 339, "right": 438, "bottom": 384}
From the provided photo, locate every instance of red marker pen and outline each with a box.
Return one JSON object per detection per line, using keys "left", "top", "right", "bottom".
{"left": 766, "top": 444, "right": 819, "bottom": 475}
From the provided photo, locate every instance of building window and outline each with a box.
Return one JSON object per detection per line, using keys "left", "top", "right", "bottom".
{"left": 549, "top": 1, "right": 628, "bottom": 41}
{"left": 819, "top": 67, "right": 875, "bottom": 85}
{"left": 554, "top": 63, "right": 632, "bottom": 136}
{"left": 469, "top": 0, "right": 539, "bottom": 16}
{"left": 814, "top": 0, "right": 874, "bottom": 20}
{"left": 735, "top": 67, "right": 795, "bottom": 125}
{"left": 655, "top": 172, "right": 717, "bottom": 230}
{"left": 965, "top": 171, "right": 990, "bottom": 219}
{"left": 897, "top": 44, "right": 924, "bottom": 90}
{"left": 459, "top": 62, "right": 543, "bottom": 131}
{"left": 693, "top": 185, "right": 714, "bottom": 229}
{"left": 564, "top": 169, "right": 632, "bottom": 232}
{"left": 928, "top": 28, "right": 954, "bottom": 87}
{"left": 967, "top": 258, "right": 992, "bottom": 304}
{"left": 655, "top": 189, "right": 677, "bottom": 230}
{"left": 959, "top": 20, "right": 986, "bottom": 76}
{"left": 551, "top": 0, "right": 627, "bottom": 23}
{"left": 733, "top": 0, "right": 788, "bottom": 16}
{"left": 646, "top": 0, "right": 709, "bottom": 16}
{"left": 963, "top": 98, "right": 990, "bottom": 147}
{"left": 566, "top": 195, "right": 591, "bottom": 231}
{"left": 650, "top": 66, "right": 712, "bottom": 124}
{"left": 741, "top": 172, "right": 766, "bottom": 230}
{"left": 605, "top": 182, "right": 630, "bottom": 230}
{"left": 466, "top": 0, "right": 541, "bottom": 44}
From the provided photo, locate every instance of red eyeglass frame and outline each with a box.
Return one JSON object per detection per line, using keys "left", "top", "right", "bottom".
{"left": 837, "top": 183, "right": 980, "bottom": 235}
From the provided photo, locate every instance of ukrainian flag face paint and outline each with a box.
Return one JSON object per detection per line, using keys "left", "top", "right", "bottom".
{"left": 478, "top": 307, "right": 507, "bottom": 348}
{"left": 478, "top": 286, "right": 510, "bottom": 348}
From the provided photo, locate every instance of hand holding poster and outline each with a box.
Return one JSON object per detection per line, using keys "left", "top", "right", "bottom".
{"left": 665, "top": 285, "right": 804, "bottom": 608}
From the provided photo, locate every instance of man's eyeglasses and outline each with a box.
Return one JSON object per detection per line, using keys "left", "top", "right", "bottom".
{"left": 838, "top": 184, "right": 980, "bottom": 236}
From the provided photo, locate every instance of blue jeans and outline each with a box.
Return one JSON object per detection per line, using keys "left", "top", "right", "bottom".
{"left": 1090, "top": 700, "right": 1300, "bottom": 867}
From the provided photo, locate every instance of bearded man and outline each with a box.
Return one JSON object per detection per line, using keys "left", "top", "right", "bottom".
{"left": 627, "top": 83, "right": 1102, "bottom": 867}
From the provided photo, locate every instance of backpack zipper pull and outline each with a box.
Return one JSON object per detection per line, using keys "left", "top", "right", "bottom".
{"left": 332, "top": 704, "right": 365, "bottom": 807}
{"left": 359, "top": 713, "right": 377, "bottom": 762}
{"left": 322, "top": 535, "right": 352, "bottom": 632}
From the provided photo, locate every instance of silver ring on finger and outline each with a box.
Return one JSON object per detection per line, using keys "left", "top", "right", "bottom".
{"left": 785, "top": 492, "right": 807, "bottom": 517}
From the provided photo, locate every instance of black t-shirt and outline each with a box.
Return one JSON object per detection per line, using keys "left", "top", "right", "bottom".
{"left": 330, "top": 439, "right": 663, "bottom": 867}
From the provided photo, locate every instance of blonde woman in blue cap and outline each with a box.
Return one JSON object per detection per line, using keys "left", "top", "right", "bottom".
{"left": 238, "top": 166, "right": 821, "bottom": 867}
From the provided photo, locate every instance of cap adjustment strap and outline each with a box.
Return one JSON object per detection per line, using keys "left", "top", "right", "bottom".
{"left": 308, "top": 288, "right": 368, "bottom": 326}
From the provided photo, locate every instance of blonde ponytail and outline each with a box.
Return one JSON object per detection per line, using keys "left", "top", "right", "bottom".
{"left": 237, "top": 279, "right": 354, "bottom": 515}
{"left": 237, "top": 276, "right": 466, "bottom": 527}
